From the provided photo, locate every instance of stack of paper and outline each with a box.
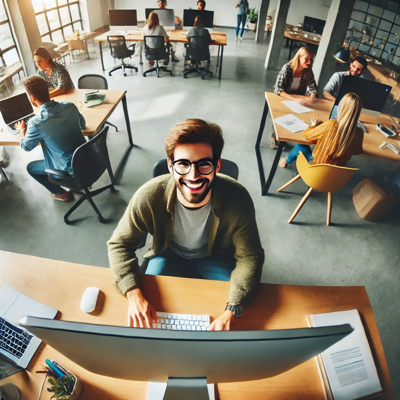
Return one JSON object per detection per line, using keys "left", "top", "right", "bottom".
{"left": 307, "top": 310, "right": 382, "bottom": 400}
{"left": 274, "top": 114, "right": 309, "bottom": 133}
{"left": 282, "top": 100, "right": 313, "bottom": 113}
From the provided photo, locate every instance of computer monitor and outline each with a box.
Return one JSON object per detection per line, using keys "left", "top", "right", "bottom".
{"left": 303, "top": 16, "right": 325, "bottom": 35}
{"left": 145, "top": 9, "right": 175, "bottom": 27}
{"left": 333, "top": 76, "right": 392, "bottom": 118}
{"left": 183, "top": 10, "right": 214, "bottom": 29}
{"left": 109, "top": 9, "right": 137, "bottom": 31}
{"left": 21, "top": 316, "right": 353, "bottom": 400}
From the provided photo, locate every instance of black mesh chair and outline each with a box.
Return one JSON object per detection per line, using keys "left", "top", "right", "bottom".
{"left": 107, "top": 36, "right": 138, "bottom": 77}
{"left": 78, "top": 74, "right": 118, "bottom": 132}
{"left": 0, "top": 166, "right": 8, "bottom": 182}
{"left": 45, "top": 126, "right": 116, "bottom": 224}
{"left": 183, "top": 36, "right": 213, "bottom": 80}
{"left": 143, "top": 36, "right": 172, "bottom": 78}
{"left": 153, "top": 158, "right": 238, "bottom": 180}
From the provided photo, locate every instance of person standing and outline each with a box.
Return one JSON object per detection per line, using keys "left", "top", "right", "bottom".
{"left": 235, "top": 0, "right": 249, "bottom": 41}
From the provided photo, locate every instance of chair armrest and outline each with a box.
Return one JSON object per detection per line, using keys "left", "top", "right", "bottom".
{"left": 44, "top": 168, "right": 70, "bottom": 178}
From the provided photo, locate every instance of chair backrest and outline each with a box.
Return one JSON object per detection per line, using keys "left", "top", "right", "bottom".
{"left": 72, "top": 126, "right": 111, "bottom": 188}
{"left": 144, "top": 36, "right": 167, "bottom": 60}
{"left": 153, "top": 158, "right": 239, "bottom": 180}
{"left": 296, "top": 152, "right": 358, "bottom": 193}
{"left": 107, "top": 36, "right": 129, "bottom": 59}
{"left": 68, "top": 38, "right": 86, "bottom": 51}
{"left": 187, "top": 36, "right": 209, "bottom": 61}
{"left": 78, "top": 74, "right": 108, "bottom": 90}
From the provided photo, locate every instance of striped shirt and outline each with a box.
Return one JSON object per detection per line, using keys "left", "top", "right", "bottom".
{"left": 302, "top": 119, "right": 363, "bottom": 166}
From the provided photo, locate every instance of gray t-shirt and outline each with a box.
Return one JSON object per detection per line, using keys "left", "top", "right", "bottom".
{"left": 143, "top": 24, "right": 168, "bottom": 48}
{"left": 169, "top": 200, "right": 212, "bottom": 259}
{"left": 187, "top": 27, "right": 211, "bottom": 43}
{"left": 323, "top": 70, "right": 375, "bottom": 98}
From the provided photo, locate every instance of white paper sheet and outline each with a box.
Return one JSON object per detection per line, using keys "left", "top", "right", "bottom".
{"left": 282, "top": 101, "right": 313, "bottom": 113}
{"left": 274, "top": 114, "right": 309, "bottom": 133}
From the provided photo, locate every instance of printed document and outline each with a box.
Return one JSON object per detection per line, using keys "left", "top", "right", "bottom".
{"left": 274, "top": 114, "right": 309, "bottom": 133}
{"left": 282, "top": 101, "right": 313, "bottom": 113}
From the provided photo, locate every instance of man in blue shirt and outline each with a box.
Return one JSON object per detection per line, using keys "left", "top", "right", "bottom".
{"left": 16, "top": 76, "right": 86, "bottom": 202}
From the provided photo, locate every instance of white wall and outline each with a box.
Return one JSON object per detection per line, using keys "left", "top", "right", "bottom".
{"left": 113, "top": 0, "right": 332, "bottom": 28}
{"left": 80, "top": 0, "right": 112, "bottom": 31}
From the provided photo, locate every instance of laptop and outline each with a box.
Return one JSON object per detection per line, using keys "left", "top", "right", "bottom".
{"left": 0, "top": 285, "right": 58, "bottom": 369}
{"left": 0, "top": 93, "right": 35, "bottom": 135}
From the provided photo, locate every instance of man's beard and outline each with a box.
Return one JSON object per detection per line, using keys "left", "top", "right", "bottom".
{"left": 176, "top": 175, "right": 215, "bottom": 205}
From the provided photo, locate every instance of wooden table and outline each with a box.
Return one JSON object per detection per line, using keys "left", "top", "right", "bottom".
{"left": 0, "top": 62, "right": 23, "bottom": 85}
{"left": 0, "top": 251, "right": 394, "bottom": 399}
{"left": 0, "top": 89, "right": 133, "bottom": 182}
{"left": 95, "top": 30, "right": 227, "bottom": 80}
{"left": 284, "top": 30, "right": 320, "bottom": 60}
{"left": 255, "top": 92, "right": 400, "bottom": 195}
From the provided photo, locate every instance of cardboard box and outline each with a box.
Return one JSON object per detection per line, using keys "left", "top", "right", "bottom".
{"left": 352, "top": 179, "right": 397, "bottom": 222}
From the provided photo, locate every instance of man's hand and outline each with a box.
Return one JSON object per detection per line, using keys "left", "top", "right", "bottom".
{"left": 309, "top": 92, "right": 317, "bottom": 103}
{"left": 15, "top": 120, "right": 27, "bottom": 138}
{"left": 126, "top": 288, "right": 158, "bottom": 328}
{"left": 207, "top": 310, "right": 237, "bottom": 331}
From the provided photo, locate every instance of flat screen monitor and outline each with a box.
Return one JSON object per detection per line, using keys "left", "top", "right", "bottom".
{"left": 333, "top": 76, "right": 392, "bottom": 118}
{"left": 183, "top": 10, "right": 214, "bottom": 29}
{"left": 303, "top": 16, "right": 325, "bottom": 35}
{"left": 109, "top": 9, "right": 137, "bottom": 31}
{"left": 21, "top": 316, "right": 353, "bottom": 399}
{"left": 145, "top": 9, "right": 175, "bottom": 27}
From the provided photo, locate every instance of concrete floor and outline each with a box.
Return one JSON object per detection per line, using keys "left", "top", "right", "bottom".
{"left": 0, "top": 29, "right": 399, "bottom": 396}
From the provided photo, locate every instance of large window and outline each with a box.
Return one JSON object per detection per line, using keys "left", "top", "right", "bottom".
{"left": 32, "top": 0, "right": 83, "bottom": 43}
{"left": 0, "top": 0, "right": 21, "bottom": 67}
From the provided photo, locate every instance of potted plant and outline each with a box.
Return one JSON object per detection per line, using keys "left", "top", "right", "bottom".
{"left": 247, "top": 8, "right": 258, "bottom": 31}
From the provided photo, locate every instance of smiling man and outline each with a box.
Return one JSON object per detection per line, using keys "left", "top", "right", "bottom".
{"left": 108, "top": 119, "right": 264, "bottom": 331}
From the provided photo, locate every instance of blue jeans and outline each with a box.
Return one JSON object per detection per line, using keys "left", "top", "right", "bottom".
{"left": 146, "top": 247, "right": 235, "bottom": 281}
{"left": 27, "top": 160, "right": 64, "bottom": 195}
{"left": 286, "top": 144, "right": 313, "bottom": 164}
{"left": 236, "top": 14, "right": 247, "bottom": 37}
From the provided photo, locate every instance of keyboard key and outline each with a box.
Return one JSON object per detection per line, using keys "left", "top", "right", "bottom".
{"left": 161, "top": 324, "right": 166, "bottom": 329}
{"left": 172, "top": 325, "right": 177, "bottom": 330}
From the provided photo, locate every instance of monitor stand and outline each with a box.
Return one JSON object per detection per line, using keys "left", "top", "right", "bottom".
{"left": 147, "top": 378, "right": 215, "bottom": 400}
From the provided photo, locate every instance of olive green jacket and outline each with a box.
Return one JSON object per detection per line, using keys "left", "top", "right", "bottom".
{"left": 107, "top": 174, "right": 265, "bottom": 305}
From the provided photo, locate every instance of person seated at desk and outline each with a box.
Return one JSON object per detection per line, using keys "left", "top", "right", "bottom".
{"left": 16, "top": 76, "right": 86, "bottom": 202}
{"left": 108, "top": 118, "right": 265, "bottom": 331}
{"left": 323, "top": 56, "right": 373, "bottom": 102}
{"left": 279, "top": 93, "right": 364, "bottom": 168}
{"left": 33, "top": 47, "right": 74, "bottom": 99}
{"left": 270, "top": 46, "right": 317, "bottom": 149}
{"left": 143, "top": 12, "right": 179, "bottom": 65}
{"left": 187, "top": 15, "right": 213, "bottom": 64}
{"left": 197, "top": 0, "right": 206, "bottom": 10}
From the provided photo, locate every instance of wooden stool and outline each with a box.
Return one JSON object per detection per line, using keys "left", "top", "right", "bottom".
{"left": 352, "top": 179, "right": 397, "bottom": 221}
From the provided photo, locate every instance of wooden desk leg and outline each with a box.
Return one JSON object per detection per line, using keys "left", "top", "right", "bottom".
{"left": 288, "top": 39, "right": 294, "bottom": 61}
{"left": 99, "top": 41, "right": 105, "bottom": 71}
{"left": 255, "top": 100, "right": 286, "bottom": 195}
{"left": 218, "top": 46, "right": 224, "bottom": 80}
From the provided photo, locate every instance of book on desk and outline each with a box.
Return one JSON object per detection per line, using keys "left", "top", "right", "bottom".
{"left": 307, "top": 309, "right": 382, "bottom": 400}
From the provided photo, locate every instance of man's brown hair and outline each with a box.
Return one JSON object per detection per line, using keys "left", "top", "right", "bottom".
{"left": 165, "top": 119, "right": 224, "bottom": 161}
{"left": 23, "top": 76, "right": 50, "bottom": 103}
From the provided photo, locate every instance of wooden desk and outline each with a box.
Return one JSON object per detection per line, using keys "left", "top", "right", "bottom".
{"left": 95, "top": 30, "right": 227, "bottom": 80}
{"left": 0, "top": 251, "right": 394, "bottom": 399}
{"left": 0, "top": 89, "right": 133, "bottom": 182}
{"left": 0, "top": 62, "right": 23, "bottom": 85}
{"left": 255, "top": 92, "right": 400, "bottom": 195}
{"left": 284, "top": 30, "right": 320, "bottom": 60}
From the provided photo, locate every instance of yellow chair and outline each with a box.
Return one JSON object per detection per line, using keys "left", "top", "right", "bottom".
{"left": 277, "top": 152, "right": 359, "bottom": 225}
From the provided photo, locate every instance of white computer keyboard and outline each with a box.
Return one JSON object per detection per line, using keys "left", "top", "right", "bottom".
{"left": 155, "top": 312, "right": 210, "bottom": 331}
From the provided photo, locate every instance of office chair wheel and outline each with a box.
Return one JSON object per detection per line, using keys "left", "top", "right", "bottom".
{"left": 98, "top": 215, "right": 105, "bottom": 223}
{"left": 64, "top": 217, "right": 72, "bottom": 225}
{"left": 124, "top": 73, "right": 127, "bottom": 77}
{"left": 184, "top": 75, "right": 187, "bottom": 79}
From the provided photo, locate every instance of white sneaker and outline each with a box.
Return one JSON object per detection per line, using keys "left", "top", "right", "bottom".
{"left": 235, "top": 36, "right": 238, "bottom": 41}
{"left": 238, "top": 36, "right": 243, "bottom": 41}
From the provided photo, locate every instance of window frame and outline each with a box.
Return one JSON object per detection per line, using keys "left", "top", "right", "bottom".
{"left": 0, "top": 0, "right": 21, "bottom": 67}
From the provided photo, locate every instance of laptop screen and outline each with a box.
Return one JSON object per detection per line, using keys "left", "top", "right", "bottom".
{"left": 0, "top": 93, "right": 34, "bottom": 125}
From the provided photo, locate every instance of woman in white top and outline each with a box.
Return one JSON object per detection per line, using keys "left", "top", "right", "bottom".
{"left": 143, "top": 12, "right": 178, "bottom": 64}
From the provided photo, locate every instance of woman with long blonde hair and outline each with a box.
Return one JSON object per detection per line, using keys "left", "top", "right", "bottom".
{"left": 270, "top": 46, "right": 318, "bottom": 148}
{"left": 279, "top": 93, "right": 364, "bottom": 168}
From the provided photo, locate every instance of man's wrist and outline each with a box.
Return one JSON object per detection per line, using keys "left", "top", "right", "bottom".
{"left": 126, "top": 287, "right": 142, "bottom": 300}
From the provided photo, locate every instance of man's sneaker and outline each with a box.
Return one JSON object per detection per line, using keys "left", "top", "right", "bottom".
{"left": 163, "top": 58, "right": 169, "bottom": 66}
{"left": 51, "top": 190, "right": 74, "bottom": 202}
{"left": 172, "top": 55, "right": 180, "bottom": 63}
{"left": 238, "top": 36, "right": 243, "bottom": 41}
{"left": 0, "top": 155, "right": 9, "bottom": 168}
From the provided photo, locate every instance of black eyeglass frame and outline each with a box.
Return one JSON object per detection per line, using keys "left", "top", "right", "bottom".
{"left": 171, "top": 158, "right": 218, "bottom": 176}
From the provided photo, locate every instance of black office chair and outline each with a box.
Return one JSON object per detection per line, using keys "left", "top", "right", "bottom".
{"left": 45, "top": 126, "right": 116, "bottom": 224}
{"left": 107, "top": 36, "right": 138, "bottom": 77}
{"left": 183, "top": 36, "right": 213, "bottom": 80}
{"left": 78, "top": 74, "right": 118, "bottom": 132}
{"left": 143, "top": 36, "right": 172, "bottom": 78}
{"left": 0, "top": 166, "right": 8, "bottom": 182}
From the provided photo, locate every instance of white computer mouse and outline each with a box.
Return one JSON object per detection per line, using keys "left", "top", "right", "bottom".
{"left": 80, "top": 287, "right": 100, "bottom": 313}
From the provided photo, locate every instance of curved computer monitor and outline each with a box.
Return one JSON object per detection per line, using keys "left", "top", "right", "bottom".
{"left": 183, "top": 10, "right": 214, "bottom": 29}
{"left": 21, "top": 316, "right": 352, "bottom": 399}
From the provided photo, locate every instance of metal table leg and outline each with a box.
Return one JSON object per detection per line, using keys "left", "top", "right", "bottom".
{"left": 255, "top": 100, "right": 285, "bottom": 195}
{"left": 99, "top": 41, "right": 105, "bottom": 71}
{"left": 216, "top": 45, "right": 221, "bottom": 68}
{"left": 218, "top": 45, "right": 224, "bottom": 81}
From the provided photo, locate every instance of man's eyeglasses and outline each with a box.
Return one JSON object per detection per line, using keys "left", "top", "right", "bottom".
{"left": 171, "top": 158, "right": 217, "bottom": 175}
